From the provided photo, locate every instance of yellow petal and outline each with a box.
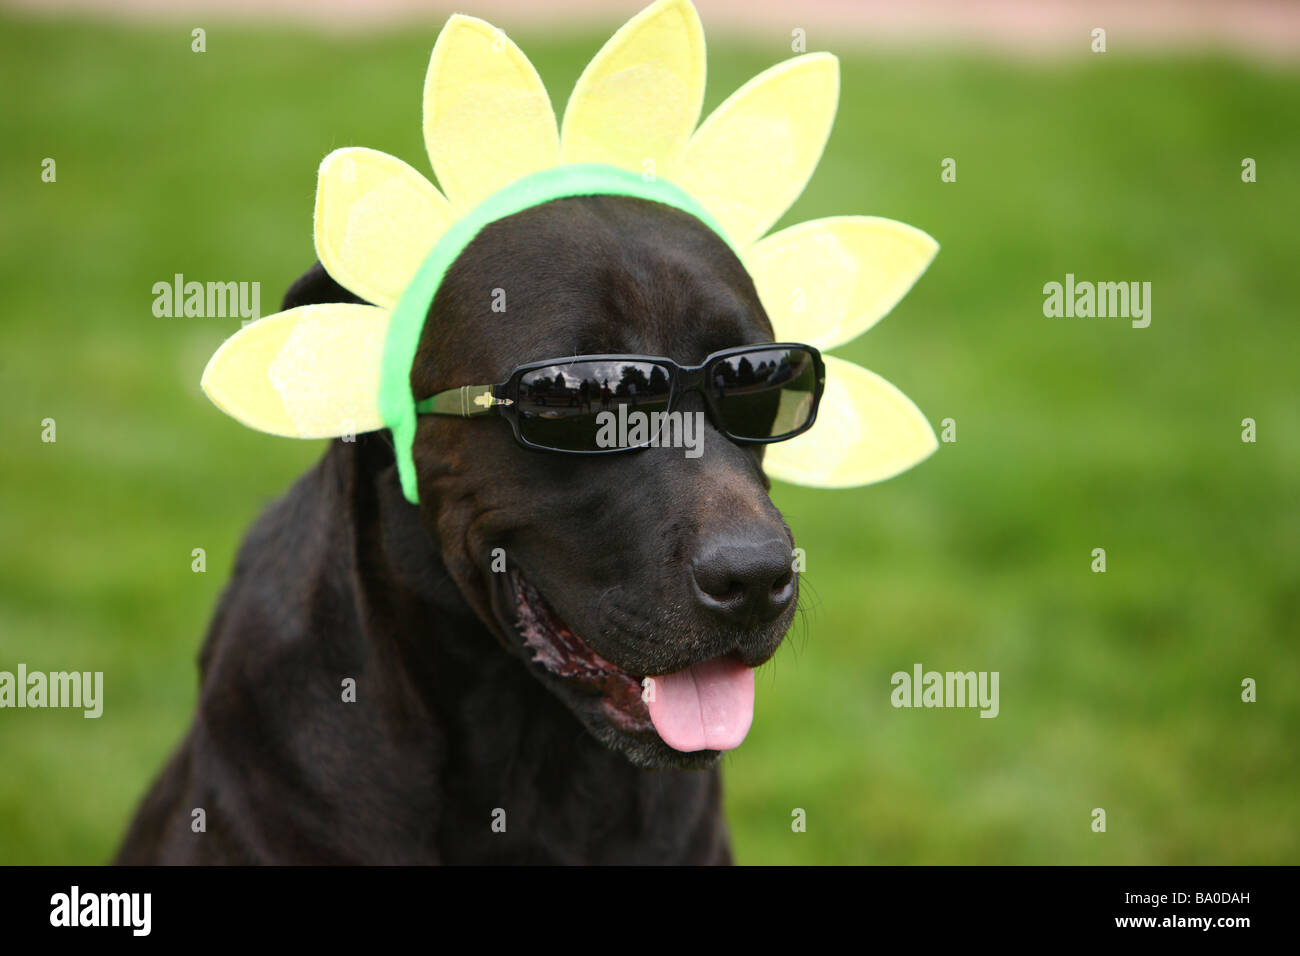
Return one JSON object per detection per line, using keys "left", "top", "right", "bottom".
{"left": 423, "top": 14, "right": 560, "bottom": 210}
{"left": 560, "top": 0, "right": 706, "bottom": 174}
{"left": 763, "top": 355, "right": 937, "bottom": 487}
{"left": 669, "top": 52, "right": 839, "bottom": 248}
{"left": 201, "top": 304, "right": 390, "bottom": 438}
{"left": 746, "top": 216, "right": 938, "bottom": 349}
{"left": 314, "top": 147, "right": 455, "bottom": 310}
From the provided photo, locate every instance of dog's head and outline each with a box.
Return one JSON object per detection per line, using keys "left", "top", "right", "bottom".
{"left": 409, "top": 194, "right": 798, "bottom": 768}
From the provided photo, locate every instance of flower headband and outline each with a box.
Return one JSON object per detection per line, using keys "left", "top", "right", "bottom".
{"left": 200, "top": 0, "right": 940, "bottom": 504}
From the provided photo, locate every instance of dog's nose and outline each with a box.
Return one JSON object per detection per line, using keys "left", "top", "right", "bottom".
{"left": 690, "top": 533, "right": 796, "bottom": 625}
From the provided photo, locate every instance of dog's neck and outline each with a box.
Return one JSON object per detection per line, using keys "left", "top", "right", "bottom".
{"left": 312, "top": 436, "right": 697, "bottom": 831}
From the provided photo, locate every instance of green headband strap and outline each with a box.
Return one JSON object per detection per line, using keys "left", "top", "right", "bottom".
{"left": 379, "top": 162, "right": 737, "bottom": 504}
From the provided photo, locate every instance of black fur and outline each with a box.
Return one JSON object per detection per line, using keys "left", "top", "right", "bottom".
{"left": 116, "top": 196, "right": 798, "bottom": 864}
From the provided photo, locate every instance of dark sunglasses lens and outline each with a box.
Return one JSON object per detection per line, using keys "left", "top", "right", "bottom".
{"left": 710, "top": 347, "right": 819, "bottom": 440}
{"left": 516, "top": 361, "right": 672, "bottom": 450}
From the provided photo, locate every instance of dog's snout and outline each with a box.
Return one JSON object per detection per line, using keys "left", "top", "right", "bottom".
{"left": 690, "top": 532, "right": 796, "bottom": 626}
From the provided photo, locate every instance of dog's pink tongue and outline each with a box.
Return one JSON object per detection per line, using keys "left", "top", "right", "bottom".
{"left": 646, "top": 656, "right": 755, "bottom": 752}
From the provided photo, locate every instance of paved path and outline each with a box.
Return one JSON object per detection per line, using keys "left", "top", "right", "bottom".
{"left": 5, "top": 0, "right": 1299, "bottom": 60}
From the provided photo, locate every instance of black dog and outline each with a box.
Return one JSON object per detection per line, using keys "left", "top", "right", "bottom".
{"left": 116, "top": 195, "right": 799, "bottom": 864}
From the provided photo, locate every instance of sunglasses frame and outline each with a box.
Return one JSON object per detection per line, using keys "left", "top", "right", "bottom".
{"left": 415, "top": 342, "right": 826, "bottom": 455}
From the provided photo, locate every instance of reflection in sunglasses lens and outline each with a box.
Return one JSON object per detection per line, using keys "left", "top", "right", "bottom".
{"left": 710, "top": 348, "right": 817, "bottom": 439}
{"left": 517, "top": 361, "right": 671, "bottom": 450}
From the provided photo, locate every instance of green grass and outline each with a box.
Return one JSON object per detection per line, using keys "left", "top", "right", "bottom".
{"left": 1, "top": 11, "right": 1297, "bottom": 864}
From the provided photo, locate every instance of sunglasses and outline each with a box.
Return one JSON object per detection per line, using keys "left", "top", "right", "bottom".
{"left": 415, "top": 343, "right": 825, "bottom": 454}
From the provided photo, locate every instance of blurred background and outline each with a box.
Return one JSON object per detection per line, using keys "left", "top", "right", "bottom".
{"left": 1, "top": 0, "right": 1297, "bottom": 865}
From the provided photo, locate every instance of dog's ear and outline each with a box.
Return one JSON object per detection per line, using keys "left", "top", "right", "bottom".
{"left": 281, "top": 261, "right": 368, "bottom": 310}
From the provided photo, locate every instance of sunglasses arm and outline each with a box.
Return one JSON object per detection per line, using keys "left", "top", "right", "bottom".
{"left": 415, "top": 384, "right": 513, "bottom": 417}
